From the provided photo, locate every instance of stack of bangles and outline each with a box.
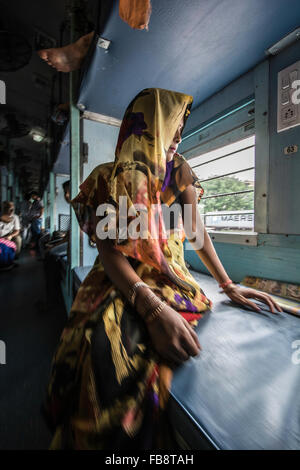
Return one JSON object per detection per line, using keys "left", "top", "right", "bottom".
{"left": 219, "top": 279, "right": 235, "bottom": 293}
{"left": 128, "top": 281, "right": 164, "bottom": 324}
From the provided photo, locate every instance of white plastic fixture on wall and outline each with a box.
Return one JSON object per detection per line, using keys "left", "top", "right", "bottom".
{"left": 0, "top": 340, "right": 6, "bottom": 365}
{"left": 0, "top": 80, "right": 6, "bottom": 104}
{"left": 277, "top": 60, "right": 300, "bottom": 132}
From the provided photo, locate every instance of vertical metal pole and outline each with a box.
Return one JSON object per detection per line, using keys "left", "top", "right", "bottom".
{"left": 8, "top": 170, "right": 13, "bottom": 201}
{"left": 69, "top": 21, "right": 80, "bottom": 266}
{"left": 5, "top": 172, "right": 9, "bottom": 201}
{"left": 6, "top": 137, "right": 12, "bottom": 201}
{"left": 11, "top": 172, "right": 13, "bottom": 201}
{"left": 49, "top": 171, "right": 55, "bottom": 233}
{"left": 15, "top": 176, "right": 19, "bottom": 213}
{"left": 0, "top": 168, "right": 6, "bottom": 206}
{"left": 43, "top": 191, "right": 47, "bottom": 230}
{"left": 69, "top": 0, "right": 81, "bottom": 304}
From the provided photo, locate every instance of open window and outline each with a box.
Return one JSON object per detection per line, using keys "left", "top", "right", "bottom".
{"left": 181, "top": 99, "right": 257, "bottom": 245}
{"left": 189, "top": 136, "right": 255, "bottom": 233}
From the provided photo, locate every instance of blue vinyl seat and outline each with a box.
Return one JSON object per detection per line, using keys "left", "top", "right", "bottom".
{"left": 71, "top": 266, "right": 300, "bottom": 449}
{"left": 170, "top": 271, "right": 300, "bottom": 450}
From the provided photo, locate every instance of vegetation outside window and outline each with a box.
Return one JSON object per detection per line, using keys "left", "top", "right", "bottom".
{"left": 189, "top": 136, "right": 255, "bottom": 233}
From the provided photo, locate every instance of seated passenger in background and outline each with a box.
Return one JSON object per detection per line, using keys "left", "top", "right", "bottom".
{"left": 19, "top": 193, "right": 33, "bottom": 247}
{"left": 0, "top": 237, "right": 17, "bottom": 270}
{"left": 0, "top": 201, "right": 22, "bottom": 257}
{"left": 28, "top": 191, "right": 44, "bottom": 250}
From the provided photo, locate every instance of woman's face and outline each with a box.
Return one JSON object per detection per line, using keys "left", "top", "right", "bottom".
{"left": 166, "top": 117, "right": 184, "bottom": 162}
{"left": 5, "top": 203, "right": 14, "bottom": 215}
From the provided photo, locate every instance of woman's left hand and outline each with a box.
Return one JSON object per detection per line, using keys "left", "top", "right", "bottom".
{"left": 223, "top": 284, "right": 283, "bottom": 314}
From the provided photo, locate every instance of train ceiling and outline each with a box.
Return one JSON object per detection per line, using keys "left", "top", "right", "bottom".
{"left": 0, "top": 0, "right": 97, "bottom": 193}
{"left": 1, "top": 0, "right": 300, "bottom": 191}
{"left": 78, "top": 0, "right": 300, "bottom": 119}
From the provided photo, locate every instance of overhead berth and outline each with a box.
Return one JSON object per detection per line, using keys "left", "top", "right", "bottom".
{"left": 53, "top": 123, "right": 70, "bottom": 175}
{"left": 71, "top": 267, "right": 300, "bottom": 450}
{"left": 76, "top": 0, "right": 300, "bottom": 119}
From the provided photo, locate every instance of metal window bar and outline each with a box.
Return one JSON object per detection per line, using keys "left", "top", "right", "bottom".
{"left": 202, "top": 209, "right": 254, "bottom": 215}
{"left": 191, "top": 144, "right": 255, "bottom": 170}
{"left": 59, "top": 214, "right": 71, "bottom": 232}
{"left": 201, "top": 189, "right": 254, "bottom": 200}
{"left": 188, "top": 126, "right": 255, "bottom": 208}
{"left": 184, "top": 123, "right": 255, "bottom": 157}
{"left": 197, "top": 166, "right": 255, "bottom": 184}
{"left": 182, "top": 98, "right": 255, "bottom": 142}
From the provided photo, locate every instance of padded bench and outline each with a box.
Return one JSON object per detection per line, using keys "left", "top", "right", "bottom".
{"left": 169, "top": 270, "right": 300, "bottom": 450}
{"left": 71, "top": 266, "right": 300, "bottom": 450}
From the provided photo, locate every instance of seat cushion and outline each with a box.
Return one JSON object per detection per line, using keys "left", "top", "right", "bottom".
{"left": 170, "top": 270, "right": 300, "bottom": 450}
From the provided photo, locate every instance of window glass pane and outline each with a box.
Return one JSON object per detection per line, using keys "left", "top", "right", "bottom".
{"left": 189, "top": 135, "right": 255, "bottom": 167}
{"left": 199, "top": 192, "right": 254, "bottom": 232}
{"left": 200, "top": 169, "right": 254, "bottom": 199}
{"left": 193, "top": 146, "right": 254, "bottom": 181}
{"left": 190, "top": 136, "right": 255, "bottom": 233}
{"left": 201, "top": 208, "right": 254, "bottom": 231}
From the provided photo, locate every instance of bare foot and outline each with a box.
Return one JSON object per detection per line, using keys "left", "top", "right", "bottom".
{"left": 38, "top": 31, "right": 94, "bottom": 72}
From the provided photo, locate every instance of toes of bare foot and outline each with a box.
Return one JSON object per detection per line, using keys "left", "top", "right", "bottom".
{"left": 38, "top": 49, "right": 49, "bottom": 60}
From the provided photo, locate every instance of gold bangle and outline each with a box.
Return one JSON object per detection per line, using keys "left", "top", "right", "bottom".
{"left": 138, "top": 290, "right": 159, "bottom": 319}
{"left": 144, "top": 301, "right": 164, "bottom": 324}
{"left": 128, "top": 281, "right": 149, "bottom": 307}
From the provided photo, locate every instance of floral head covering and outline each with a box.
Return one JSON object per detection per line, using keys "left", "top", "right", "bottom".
{"left": 72, "top": 88, "right": 203, "bottom": 293}
{"left": 113, "top": 88, "right": 192, "bottom": 187}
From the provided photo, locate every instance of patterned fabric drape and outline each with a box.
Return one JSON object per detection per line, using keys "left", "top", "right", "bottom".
{"left": 43, "top": 89, "right": 213, "bottom": 450}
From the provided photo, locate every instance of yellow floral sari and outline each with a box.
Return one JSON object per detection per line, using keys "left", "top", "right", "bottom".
{"left": 43, "top": 88, "right": 213, "bottom": 449}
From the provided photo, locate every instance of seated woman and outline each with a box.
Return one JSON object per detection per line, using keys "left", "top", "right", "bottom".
{"left": 0, "top": 237, "right": 17, "bottom": 270}
{"left": 43, "top": 88, "right": 282, "bottom": 450}
{"left": 28, "top": 192, "right": 44, "bottom": 250}
{"left": 0, "top": 201, "right": 22, "bottom": 257}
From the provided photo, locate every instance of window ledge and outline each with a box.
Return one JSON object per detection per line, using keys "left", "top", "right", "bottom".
{"left": 207, "top": 230, "right": 258, "bottom": 246}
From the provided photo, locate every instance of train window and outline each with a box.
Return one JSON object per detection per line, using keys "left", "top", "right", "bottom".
{"left": 189, "top": 136, "right": 255, "bottom": 233}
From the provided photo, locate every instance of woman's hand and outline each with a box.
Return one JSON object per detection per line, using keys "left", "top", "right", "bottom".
{"left": 135, "top": 287, "right": 201, "bottom": 365}
{"left": 145, "top": 303, "right": 201, "bottom": 365}
{"left": 223, "top": 284, "right": 283, "bottom": 314}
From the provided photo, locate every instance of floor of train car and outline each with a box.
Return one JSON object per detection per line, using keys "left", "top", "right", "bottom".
{"left": 0, "top": 249, "right": 67, "bottom": 450}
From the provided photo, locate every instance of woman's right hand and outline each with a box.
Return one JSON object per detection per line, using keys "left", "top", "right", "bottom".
{"left": 94, "top": 231, "right": 202, "bottom": 366}
{"left": 139, "top": 298, "right": 202, "bottom": 365}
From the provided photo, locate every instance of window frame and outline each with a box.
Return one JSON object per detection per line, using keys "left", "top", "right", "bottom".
{"left": 191, "top": 135, "right": 256, "bottom": 242}
{"left": 191, "top": 135, "right": 258, "bottom": 245}
{"left": 180, "top": 64, "right": 269, "bottom": 246}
